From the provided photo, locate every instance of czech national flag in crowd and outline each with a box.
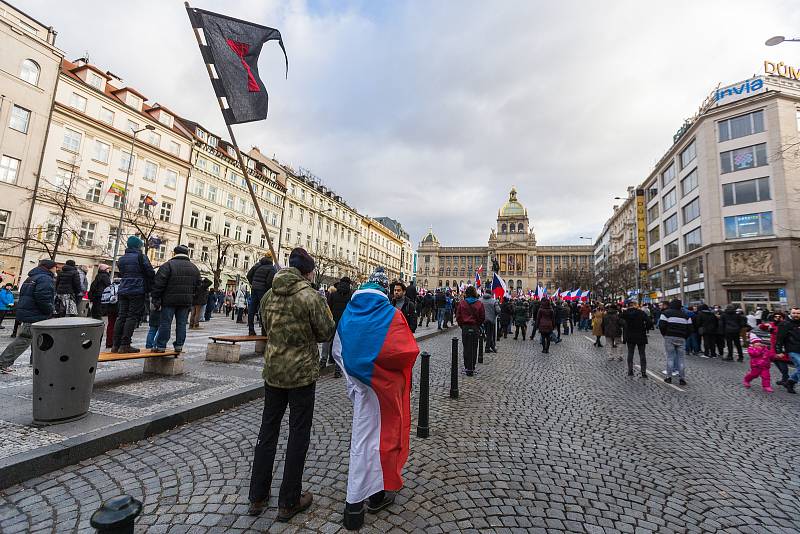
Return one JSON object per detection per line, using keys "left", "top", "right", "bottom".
{"left": 491, "top": 272, "right": 507, "bottom": 300}
{"left": 332, "top": 287, "right": 420, "bottom": 504}
{"left": 475, "top": 270, "right": 481, "bottom": 289}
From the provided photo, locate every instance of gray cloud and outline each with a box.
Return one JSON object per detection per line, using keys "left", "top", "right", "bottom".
{"left": 23, "top": 0, "right": 800, "bottom": 248}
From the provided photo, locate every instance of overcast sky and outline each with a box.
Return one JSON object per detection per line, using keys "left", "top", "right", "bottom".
{"left": 22, "top": 0, "right": 800, "bottom": 247}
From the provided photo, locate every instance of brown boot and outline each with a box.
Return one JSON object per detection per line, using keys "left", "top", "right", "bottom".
{"left": 118, "top": 345, "right": 141, "bottom": 354}
{"left": 277, "top": 491, "right": 312, "bottom": 522}
{"left": 247, "top": 497, "right": 269, "bottom": 516}
{"left": 110, "top": 346, "right": 119, "bottom": 353}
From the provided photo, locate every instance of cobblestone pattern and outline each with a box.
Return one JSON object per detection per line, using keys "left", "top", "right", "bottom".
{"left": 0, "top": 328, "right": 799, "bottom": 533}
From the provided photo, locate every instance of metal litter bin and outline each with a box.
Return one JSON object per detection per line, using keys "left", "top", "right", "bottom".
{"left": 31, "top": 317, "right": 104, "bottom": 426}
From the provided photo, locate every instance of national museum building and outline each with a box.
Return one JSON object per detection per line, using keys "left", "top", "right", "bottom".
{"left": 417, "top": 188, "right": 593, "bottom": 292}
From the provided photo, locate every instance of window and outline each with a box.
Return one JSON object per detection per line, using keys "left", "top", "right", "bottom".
{"left": 682, "top": 197, "right": 700, "bottom": 223}
{"left": 169, "top": 141, "right": 180, "bottom": 156}
{"left": 662, "top": 188, "right": 677, "bottom": 211}
{"left": 85, "top": 179, "right": 102, "bottom": 202}
{"left": 193, "top": 180, "right": 205, "bottom": 196}
{"left": 664, "top": 240, "right": 680, "bottom": 261}
{"left": 679, "top": 140, "right": 696, "bottom": 169}
{"left": 125, "top": 93, "right": 141, "bottom": 109}
{"left": 681, "top": 168, "right": 698, "bottom": 196}
{"left": 200, "top": 246, "right": 209, "bottom": 263}
{"left": 111, "top": 188, "right": 123, "bottom": 209}
{"left": 87, "top": 71, "right": 103, "bottom": 89}
{"left": 146, "top": 130, "right": 161, "bottom": 147}
{"left": 648, "top": 225, "right": 660, "bottom": 245}
{"left": 224, "top": 221, "right": 231, "bottom": 237}
{"left": 720, "top": 143, "right": 767, "bottom": 173}
{"left": 722, "top": 177, "right": 770, "bottom": 206}
{"left": 156, "top": 244, "right": 166, "bottom": 261}
{"left": 207, "top": 185, "right": 217, "bottom": 203}
{"left": 69, "top": 93, "right": 87, "bottom": 113}
{"left": 62, "top": 128, "right": 82, "bottom": 152}
{"left": 99, "top": 107, "right": 114, "bottom": 125}
{"left": 208, "top": 136, "right": 217, "bottom": 147}
{"left": 684, "top": 227, "right": 702, "bottom": 252}
{"left": 0, "top": 156, "right": 21, "bottom": 184}
{"left": 158, "top": 113, "right": 172, "bottom": 127}
{"left": 203, "top": 215, "right": 212, "bottom": 232}
{"left": 649, "top": 249, "right": 661, "bottom": 267}
{"left": 196, "top": 158, "right": 206, "bottom": 171}
{"left": 724, "top": 212, "right": 773, "bottom": 239}
{"left": 120, "top": 151, "right": 135, "bottom": 172}
{"left": 663, "top": 213, "right": 678, "bottom": 236}
{"left": 719, "top": 110, "right": 764, "bottom": 142}
{"left": 285, "top": 228, "right": 291, "bottom": 242}
{"left": 9, "top": 106, "right": 30, "bottom": 133}
{"left": 232, "top": 253, "right": 239, "bottom": 268}
{"left": 260, "top": 233, "right": 266, "bottom": 247}
{"left": 237, "top": 198, "right": 246, "bottom": 212}
{"left": 159, "top": 201, "right": 172, "bottom": 222}
{"left": 126, "top": 119, "right": 139, "bottom": 133}
{"left": 187, "top": 242, "right": 195, "bottom": 258}
{"left": 164, "top": 169, "right": 177, "bottom": 188}
{"left": 661, "top": 163, "right": 676, "bottom": 186}
{"left": 19, "top": 59, "right": 39, "bottom": 85}
{"left": 137, "top": 194, "right": 154, "bottom": 215}
{"left": 79, "top": 221, "right": 96, "bottom": 247}
{"left": 665, "top": 266, "right": 680, "bottom": 289}
{"left": 235, "top": 225, "right": 242, "bottom": 240}
{"left": 226, "top": 192, "right": 234, "bottom": 209}
{"left": 647, "top": 203, "right": 659, "bottom": 223}
{"left": 91, "top": 140, "right": 110, "bottom": 163}
{"left": 0, "top": 209, "right": 9, "bottom": 236}
{"left": 210, "top": 162, "right": 221, "bottom": 176}
{"left": 143, "top": 161, "right": 157, "bottom": 181}
{"left": 190, "top": 210, "right": 199, "bottom": 229}
{"left": 245, "top": 228, "right": 252, "bottom": 244}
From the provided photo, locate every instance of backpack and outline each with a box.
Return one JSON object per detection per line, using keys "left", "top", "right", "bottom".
{"left": 101, "top": 283, "right": 119, "bottom": 305}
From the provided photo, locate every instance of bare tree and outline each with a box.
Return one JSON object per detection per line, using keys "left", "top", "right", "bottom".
{"left": 552, "top": 265, "right": 594, "bottom": 293}
{"left": 312, "top": 253, "right": 339, "bottom": 288}
{"left": 124, "top": 200, "right": 166, "bottom": 256}
{"left": 201, "top": 234, "right": 235, "bottom": 291}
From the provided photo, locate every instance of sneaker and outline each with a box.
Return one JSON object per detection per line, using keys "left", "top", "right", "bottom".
{"left": 277, "top": 491, "right": 313, "bottom": 522}
{"left": 679, "top": 378, "right": 687, "bottom": 386}
{"left": 247, "top": 497, "right": 269, "bottom": 516}
{"left": 366, "top": 491, "right": 395, "bottom": 513}
{"left": 173, "top": 346, "right": 183, "bottom": 353}
{"left": 118, "top": 346, "right": 141, "bottom": 354}
{"left": 151, "top": 348, "right": 166, "bottom": 353}
{"left": 664, "top": 377, "right": 672, "bottom": 384}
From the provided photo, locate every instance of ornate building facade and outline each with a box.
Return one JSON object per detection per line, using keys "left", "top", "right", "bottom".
{"left": 417, "top": 188, "right": 593, "bottom": 292}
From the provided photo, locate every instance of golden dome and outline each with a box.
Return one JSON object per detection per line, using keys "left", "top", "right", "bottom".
{"left": 499, "top": 187, "right": 526, "bottom": 217}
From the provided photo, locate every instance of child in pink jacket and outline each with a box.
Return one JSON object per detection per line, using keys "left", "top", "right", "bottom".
{"left": 743, "top": 334, "right": 774, "bottom": 392}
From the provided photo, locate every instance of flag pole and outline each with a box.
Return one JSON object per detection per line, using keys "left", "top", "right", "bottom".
{"left": 185, "top": 1, "right": 279, "bottom": 264}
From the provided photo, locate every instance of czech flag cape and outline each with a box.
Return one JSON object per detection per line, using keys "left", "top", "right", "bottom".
{"left": 332, "top": 286, "right": 420, "bottom": 504}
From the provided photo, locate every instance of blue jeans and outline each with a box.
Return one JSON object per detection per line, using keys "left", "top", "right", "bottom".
{"left": 146, "top": 326, "right": 159, "bottom": 348}
{"left": 789, "top": 352, "right": 800, "bottom": 383}
{"left": 664, "top": 335, "right": 686, "bottom": 379}
{"left": 437, "top": 308, "right": 445, "bottom": 328}
{"left": 156, "top": 306, "right": 190, "bottom": 350}
{"left": 685, "top": 333, "right": 700, "bottom": 353}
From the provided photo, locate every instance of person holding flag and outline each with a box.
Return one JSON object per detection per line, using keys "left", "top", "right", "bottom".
{"left": 332, "top": 267, "right": 419, "bottom": 530}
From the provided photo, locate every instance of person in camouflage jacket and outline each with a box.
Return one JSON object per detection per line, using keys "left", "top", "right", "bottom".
{"left": 248, "top": 248, "right": 335, "bottom": 522}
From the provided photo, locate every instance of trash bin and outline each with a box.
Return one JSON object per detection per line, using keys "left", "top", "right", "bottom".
{"left": 31, "top": 317, "right": 104, "bottom": 426}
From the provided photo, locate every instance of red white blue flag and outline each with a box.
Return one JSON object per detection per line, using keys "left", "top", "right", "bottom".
{"left": 491, "top": 272, "right": 507, "bottom": 300}
{"left": 332, "top": 288, "right": 420, "bottom": 504}
{"left": 475, "top": 270, "right": 481, "bottom": 289}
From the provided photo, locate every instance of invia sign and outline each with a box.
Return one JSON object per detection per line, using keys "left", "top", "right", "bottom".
{"left": 714, "top": 78, "right": 765, "bottom": 104}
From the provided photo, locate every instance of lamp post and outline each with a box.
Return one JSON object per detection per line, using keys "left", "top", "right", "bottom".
{"left": 765, "top": 36, "right": 800, "bottom": 46}
{"left": 110, "top": 125, "right": 155, "bottom": 277}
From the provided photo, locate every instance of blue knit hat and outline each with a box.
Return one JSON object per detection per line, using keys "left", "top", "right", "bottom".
{"left": 126, "top": 235, "right": 143, "bottom": 249}
{"left": 367, "top": 267, "right": 389, "bottom": 292}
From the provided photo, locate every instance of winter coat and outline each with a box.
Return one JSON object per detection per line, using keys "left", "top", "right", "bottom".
{"left": 246, "top": 257, "right": 276, "bottom": 293}
{"left": 620, "top": 308, "right": 650, "bottom": 345}
{"left": 88, "top": 271, "right": 111, "bottom": 303}
{"left": 697, "top": 309, "right": 718, "bottom": 335}
{"left": 327, "top": 280, "right": 352, "bottom": 325}
{"left": 434, "top": 292, "right": 445, "bottom": 309}
{"left": 0, "top": 288, "right": 14, "bottom": 311}
{"left": 406, "top": 283, "right": 418, "bottom": 304}
{"left": 513, "top": 301, "right": 529, "bottom": 326}
{"left": 591, "top": 310, "right": 606, "bottom": 337}
{"left": 658, "top": 301, "right": 691, "bottom": 339}
{"left": 55, "top": 264, "right": 82, "bottom": 299}
{"left": 760, "top": 321, "right": 790, "bottom": 362}
{"left": 193, "top": 278, "right": 212, "bottom": 306}
{"left": 392, "top": 296, "right": 417, "bottom": 333}
{"left": 116, "top": 248, "right": 155, "bottom": 297}
{"left": 746, "top": 344, "right": 773, "bottom": 368}
{"left": 776, "top": 318, "right": 800, "bottom": 354}
{"left": 456, "top": 297, "right": 485, "bottom": 327}
{"left": 499, "top": 300, "right": 513, "bottom": 326}
{"left": 602, "top": 309, "right": 621, "bottom": 338}
{"left": 78, "top": 269, "right": 88, "bottom": 294}
{"left": 580, "top": 305, "right": 590, "bottom": 320}
{"left": 150, "top": 254, "right": 201, "bottom": 308}
{"left": 423, "top": 293, "right": 435, "bottom": 310}
{"left": 720, "top": 309, "right": 745, "bottom": 336}
{"left": 259, "top": 267, "right": 335, "bottom": 388}
{"left": 235, "top": 287, "right": 248, "bottom": 308}
{"left": 535, "top": 300, "right": 555, "bottom": 333}
{"left": 15, "top": 266, "right": 55, "bottom": 323}
{"left": 480, "top": 295, "right": 500, "bottom": 323}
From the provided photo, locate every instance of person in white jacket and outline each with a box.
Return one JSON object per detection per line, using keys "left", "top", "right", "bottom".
{"left": 235, "top": 285, "right": 248, "bottom": 323}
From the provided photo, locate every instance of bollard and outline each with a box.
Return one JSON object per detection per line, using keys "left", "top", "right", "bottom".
{"left": 417, "top": 351, "right": 430, "bottom": 438}
{"left": 450, "top": 337, "right": 459, "bottom": 399}
{"left": 478, "top": 330, "right": 485, "bottom": 364}
{"left": 90, "top": 495, "right": 142, "bottom": 534}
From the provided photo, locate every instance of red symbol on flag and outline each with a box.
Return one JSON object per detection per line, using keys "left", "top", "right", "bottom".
{"left": 226, "top": 39, "right": 260, "bottom": 92}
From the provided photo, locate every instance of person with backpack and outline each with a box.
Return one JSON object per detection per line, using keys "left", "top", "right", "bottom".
{"left": 88, "top": 265, "right": 111, "bottom": 320}
{"left": 55, "top": 259, "right": 82, "bottom": 317}
{"left": 111, "top": 236, "right": 155, "bottom": 354}
{"left": 103, "top": 278, "right": 120, "bottom": 348}
{"left": 456, "top": 286, "right": 485, "bottom": 376}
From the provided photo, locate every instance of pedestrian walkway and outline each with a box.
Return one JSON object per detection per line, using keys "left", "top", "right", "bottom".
{"left": 1, "top": 329, "right": 797, "bottom": 533}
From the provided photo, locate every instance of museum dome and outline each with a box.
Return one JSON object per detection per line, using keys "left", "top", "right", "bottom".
{"left": 499, "top": 187, "right": 527, "bottom": 217}
{"left": 421, "top": 228, "right": 439, "bottom": 244}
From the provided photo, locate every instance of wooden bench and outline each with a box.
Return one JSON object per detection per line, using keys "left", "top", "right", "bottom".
{"left": 98, "top": 350, "right": 183, "bottom": 375}
{"left": 207, "top": 335, "right": 267, "bottom": 363}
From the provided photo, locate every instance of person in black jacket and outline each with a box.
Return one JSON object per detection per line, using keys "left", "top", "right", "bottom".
{"left": 390, "top": 280, "right": 417, "bottom": 334}
{"left": 323, "top": 277, "right": 352, "bottom": 378}
{"left": 151, "top": 245, "right": 201, "bottom": 353}
{"left": 434, "top": 289, "right": 446, "bottom": 329}
{"left": 246, "top": 255, "right": 276, "bottom": 336}
{"left": 720, "top": 305, "right": 746, "bottom": 361}
{"left": 621, "top": 302, "right": 652, "bottom": 378}
{"left": 190, "top": 278, "right": 212, "bottom": 329}
{"left": 696, "top": 304, "right": 719, "bottom": 358}
{"left": 88, "top": 264, "right": 111, "bottom": 319}
{"left": 776, "top": 307, "right": 800, "bottom": 394}
{"left": 0, "top": 260, "right": 57, "bottom": 373}
{"left": 55, "top": 259, "right": 82, "bottom": 316}
{"left": 658, "top": 298, "right": 691, "bottom": 385}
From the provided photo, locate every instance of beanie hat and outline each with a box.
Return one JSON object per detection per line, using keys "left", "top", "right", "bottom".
{"left": 127, "top": 236, "right": 143, "bottom": 249}
{"left": 173, "top": 244, "right": 189, "bottom": 256}
{"left": 65, "top": 259, "right": 76, "bottom": 266}
{"left": 39, "top": 259, "right": 57, "bottom": 270}
{"left": 368, "top": 267, "right": 389, "bottom": 291}
{"left": 289, "top": 247, "right": 315, "bottom": 275}
{"left": 749, "top": 333, "right": 763, "bottom": 345}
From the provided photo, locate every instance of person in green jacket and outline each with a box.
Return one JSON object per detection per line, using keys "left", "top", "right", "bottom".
{"left": 513, "top": 298, "right": 529, "bottom": 340}
{"left": 247, "top": 247, "right": 335, "bottom": 522}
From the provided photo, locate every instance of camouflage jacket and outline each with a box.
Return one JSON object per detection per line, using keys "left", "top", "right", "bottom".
{"left": 259, "top": 267, "right": 335, "bottom": 388}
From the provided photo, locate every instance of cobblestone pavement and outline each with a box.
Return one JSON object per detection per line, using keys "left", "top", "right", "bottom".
{"left": 1, "top": 327, "right": 799, "bottom": 533}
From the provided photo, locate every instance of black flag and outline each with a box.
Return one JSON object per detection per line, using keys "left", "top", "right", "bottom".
{"left": 186, "top": 5, "right": 288, "bottom": 125}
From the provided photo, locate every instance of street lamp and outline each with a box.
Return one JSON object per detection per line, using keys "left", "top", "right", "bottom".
{"left": 110, "top": 125, "right": 156, "bottom": 277}
{"left": 765, "top": 35, "right": 800, "bottom": 46}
